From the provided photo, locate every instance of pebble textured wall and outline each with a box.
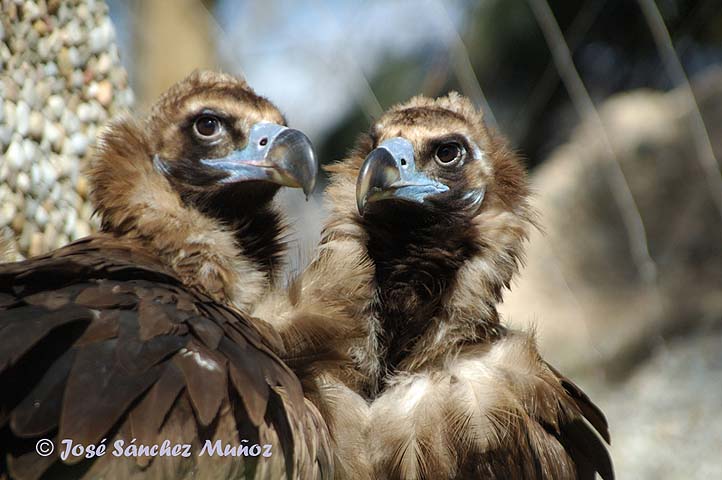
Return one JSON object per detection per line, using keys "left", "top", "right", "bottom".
{"left": 0, "top": 0, "right": 133, "bottom": 258}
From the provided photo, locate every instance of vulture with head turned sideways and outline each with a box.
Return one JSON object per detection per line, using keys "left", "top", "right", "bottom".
{"left": 0, "top": 71, "right": 332, "bottom": 480}
{"left": 259, "top": 93, "right": 613, "bottom": 479}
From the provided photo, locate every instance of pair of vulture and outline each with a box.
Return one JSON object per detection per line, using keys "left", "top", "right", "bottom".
{"left": 0, "top": 71, "right": 612, "bottom": 480}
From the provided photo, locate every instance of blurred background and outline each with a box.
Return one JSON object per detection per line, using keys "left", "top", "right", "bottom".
{"left": 1, "top": 0, "right": 721, "bottom": 477}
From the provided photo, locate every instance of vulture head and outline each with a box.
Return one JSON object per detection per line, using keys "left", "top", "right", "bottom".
{"left": 326, "top": 92, "right": 534, "bottom": 372}
{"left": 91, "top": 70, "right": 316, "bottom": 228}
{"left": 147, "top": 72, "right": 316, "bottom": 206}
{"left": 88, "top": 71, "right": 318, "bottom": 309}
{"left": 356, "top": 92, "right": 528, "bottom": 234}
{"left": 356, "top": 97, "right": 489, "bottom": 219}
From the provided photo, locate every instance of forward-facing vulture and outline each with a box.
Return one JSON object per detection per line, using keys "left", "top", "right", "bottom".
{"left": 0, "top": 71, "right": 332, "bottom": 479}
{"left": 259, "top": 93, "right": 613, "bottom": 479}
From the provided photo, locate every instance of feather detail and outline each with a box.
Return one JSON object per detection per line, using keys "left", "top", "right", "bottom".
{"left": 0, "top": 239, "right": 331, "bottom": 479}
{"left": 283, "top": 92, "right": 611, "bottom": 479}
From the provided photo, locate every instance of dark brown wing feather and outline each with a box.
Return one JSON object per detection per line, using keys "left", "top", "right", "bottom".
{"left": 546, "top": 362, "right": 610, "bottom": 443}
{"left": 460, "top": 386, "right": 613, "bottom": 480}
{"left": 0, "top": 237, "right": 332, "bottom": 479}
{"left": 545, "top": 363, "right": 614, "bottom": 480}
{"left": 454, "top": 353, "right": 613, "bottom": 480}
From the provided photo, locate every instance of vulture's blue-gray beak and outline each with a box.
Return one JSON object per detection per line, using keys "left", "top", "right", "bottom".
{"left": 356, "top": 137, "right": 449, "bottom": 215}
{"left": 201, "top": 122, "right": 317, "bottom": 198}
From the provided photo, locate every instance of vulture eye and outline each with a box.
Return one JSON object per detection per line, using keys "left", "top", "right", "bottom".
{"left": 435, "top": 142, "right": 463, "bottom": 165}
{"left": 194, "top": 115, "right": 222, "bottom": 139}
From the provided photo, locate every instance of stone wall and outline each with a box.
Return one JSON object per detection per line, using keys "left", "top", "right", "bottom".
{"left": 0, "top": 0, "right": 133, "bottom": 258}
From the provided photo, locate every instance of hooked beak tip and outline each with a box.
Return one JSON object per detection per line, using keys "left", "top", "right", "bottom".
{"left": 303, "top": 175, "right": 316, "bottom": 200}
{"left": 356, "top": 147, "right": 401, "bottom": 215}
{"left": 356, "top": 195, "right": 367, "bottom": 216}
{"left": 267, "top": 128, "right": 319, "bottom": 195}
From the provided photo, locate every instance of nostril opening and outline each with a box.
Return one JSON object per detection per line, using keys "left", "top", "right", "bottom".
{"left": 259, "top": 137, "right": 268, "bottom": 146}
{"left": 400, "top": 158, "right": 407, "bottom": 166}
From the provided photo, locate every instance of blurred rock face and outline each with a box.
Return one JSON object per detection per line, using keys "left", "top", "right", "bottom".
{"left": 501, "top": 68, "right": 722, "bottom": 375}
{"left": 599, "top": 328, "right": 722, "bottom": 479}
{"left": 500, "top": 68, "right": 722, "bottom": 479}
{"left": 0, "top": 0, "right": 133, "bottom": 258}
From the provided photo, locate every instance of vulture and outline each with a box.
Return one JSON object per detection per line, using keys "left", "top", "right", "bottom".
{"left": 259, "top": 93, "right": 613, "bottom": 479}
{"left": 0, "top": 71, "right": 332, "bottom": 480}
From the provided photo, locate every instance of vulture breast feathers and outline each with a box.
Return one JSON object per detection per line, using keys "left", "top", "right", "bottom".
{"left": 0, "top": 71, "right": 332, "bottom": 480}
{"left": 265, "top": 93, "right": 613, "bottom": 479}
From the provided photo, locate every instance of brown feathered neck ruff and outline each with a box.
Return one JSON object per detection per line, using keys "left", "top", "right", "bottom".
{"left": 324, "top": 93, "right": 535, "bottom": 384}
{"left": 87, "top": 72, "right": 288, "bottom": 313}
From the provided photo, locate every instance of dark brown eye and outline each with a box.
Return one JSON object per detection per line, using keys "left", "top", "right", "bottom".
{"left": 435, "top": 142, "right": 462, "bottom": 165}
{"left": 194, "top": 115, "right": 221, "bottom": 138}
